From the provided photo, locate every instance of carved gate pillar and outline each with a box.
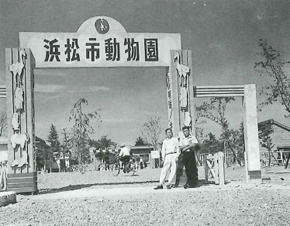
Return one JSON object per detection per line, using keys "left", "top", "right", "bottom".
{"left": 168, "top": 50, "right": 194, "bottom": 186}
{"left": 5, "top": 48, "right": 37, "bottom": 193}
{"left": 168, "top": 50, "right": 194, "bottom": 136}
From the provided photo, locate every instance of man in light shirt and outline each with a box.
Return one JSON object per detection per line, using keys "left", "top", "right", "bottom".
{"left": 154, "top": 128, "right": 180, "bottom": 190}
{"left": 119, "top": 144, "right": 131, "bottom": 173}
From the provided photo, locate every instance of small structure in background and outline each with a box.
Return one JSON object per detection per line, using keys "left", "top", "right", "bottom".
{"left": 36, "top": 136, "right": 56, "bottom": 172}
{"left": 130, "top": 145, "right": 155, "bottom": 168}
{"left": 258, "top": 119, "right": 290, "bottom": 167}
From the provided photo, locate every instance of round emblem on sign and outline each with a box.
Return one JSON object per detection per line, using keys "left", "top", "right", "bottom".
{"left": 95, "top": 18, "right": 110, "bottom": 34}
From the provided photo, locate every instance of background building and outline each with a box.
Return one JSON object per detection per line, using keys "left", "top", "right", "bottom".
{"left": 258, "top": 119, "right": 290, "bottom": 164}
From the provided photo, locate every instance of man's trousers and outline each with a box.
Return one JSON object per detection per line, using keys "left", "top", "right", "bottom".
{"left": 159, "top": 153, "right": 178, "bottom": 185}
{"left": 183, "top": 150, "right": 198, "bottom": 185}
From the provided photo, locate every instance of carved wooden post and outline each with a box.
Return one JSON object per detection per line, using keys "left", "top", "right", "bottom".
{"left": 5, "top": 48, "right": 37, "bottom": 194}
{"left": 169, "top": 50, "right": 193, "bottom": 186}
{"left": 169, "top": 50, "right": 193, "bottom": 134}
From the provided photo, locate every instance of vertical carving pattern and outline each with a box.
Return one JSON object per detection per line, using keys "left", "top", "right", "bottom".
{"left": 6, "top": 48, "right": 37, "bottom": 193}
{"left": 173, "top": 51, "right": 192, "bottom": 130}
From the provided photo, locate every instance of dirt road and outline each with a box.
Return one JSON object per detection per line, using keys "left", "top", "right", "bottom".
{"left": 1, "top": 166, "right": 290, "bottom": 226}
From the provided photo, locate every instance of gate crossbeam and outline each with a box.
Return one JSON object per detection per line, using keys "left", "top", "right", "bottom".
{"left": 0, "top": 85, "right": 6, "bottom": 98}
{"left": 194, "top": 85, "right": 244, "bottom": 98}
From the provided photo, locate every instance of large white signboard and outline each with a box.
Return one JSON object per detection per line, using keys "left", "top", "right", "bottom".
{"left": 19, "top": 16, "right": 181, "bottom": 68}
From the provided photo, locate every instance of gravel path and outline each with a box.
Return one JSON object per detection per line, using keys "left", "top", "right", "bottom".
{"left": 1, "top": 166, "right": 290, "bottom": 226}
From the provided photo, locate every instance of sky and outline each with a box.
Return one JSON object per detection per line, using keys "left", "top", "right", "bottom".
{"left": 1, "top": 0, "right": 290, "bottom": 145}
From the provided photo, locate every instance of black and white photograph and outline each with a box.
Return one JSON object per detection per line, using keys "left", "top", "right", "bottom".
{"left": 0, "top": 0, "right": 290, "bottom": 225}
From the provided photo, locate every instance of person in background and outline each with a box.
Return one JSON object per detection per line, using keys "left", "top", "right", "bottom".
{"left": 64, "top": 151, "right": 70, "bottom": 172}
{"left": 154, "top": 128, "right": 180, "bottom": 190}
{"left": 140, "top": 158, "right": 143, "bottom": 169}
{"left": 0, "top": 160, "right": 8, "bottom": 191}
{"left": 119, "top": 144, "right": 131, "bottom": 173}
{"left": 60, "top": 152, "right": 65, "bottom": 172}
{"left": 55, "top": 154, "right": 61, "bottom": 173}
{"left": 179, "top": 126, "right": 199, "bottom": 189}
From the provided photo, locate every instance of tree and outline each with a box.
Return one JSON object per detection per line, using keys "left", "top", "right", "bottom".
{"left": 198, "top": 97, "right": 235, "bottom": 142}
{"left": 195, "top": 105, "right": 207, "bottom": 142}
{"left": 198, "top": 97, "right": 244, "bottom": 166}
{"left": 47, "top": 124, "right": 61, "bottom": 153}
{"left": 230, "top": 122, "right": 245, "bottom": 165}
{"left": 89, "top": 139, "right": 101, "bottom": 149}
{"left": 135, "top": 136, "right": 147, "bottom": 146}
{"left": 36, "top": 144, "right": 54, "bottom": 172}
{"left": 141, "top": 116, "right": 162, "bottom": 150}
{"left": 255, "top": 39, "right": 290, "bottom": 117}
{"left": 258, "top": 121, "right": 275, "bottom": 166}
{"left": 69, "top": 98, "right": 102, "bottom": 166}
{"left": 88, "top": 136, "right": 118, "bottom": 166}
{"left": 199, "top": 133, "right": 223, "bottom": 154}
{"left": 198, "top": 97, "right": 235, "bottom": 131}
{"left": 0, "top": 113, "right": 7, "bottom": 137}
{"left": 97, "top": 135, "right": 116, "bottom": 150}
{"left": 61, "top": 128, "right": 71, "bottom": 152}
{"left": 94, "top": 150, "right": 104, "bottom": 161}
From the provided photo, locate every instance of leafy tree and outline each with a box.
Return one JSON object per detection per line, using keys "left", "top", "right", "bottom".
{"left": 255, "top": 39, "right": 290, "bottom": 117}
{"left": 135, "top": 136, "right": 147, "bottom": 146}
{"left": 198, "top": 97, "right": 235, "bottom": 134}
{"left": 198, "top": 97, "right": 235, "bottom": 139}
{"left": 89, "top": 139, "right": 100, "bottom": 148}
{"left": 36, "top": 145, "right": 54, "bottom": 172}
{"left": 258, "top": 121, "right": 275, "bottom": 166}
{"left": 61, "top": 128, "right": 71, "bottom": 152}
{"left": 199, "top": 133, "right": 223, "bottom": 154}
{"left": 195, "top": 105, "right": 207, "bottom": 142}
{"left": 224, "top": 122, "right": 245, "bottom": 166}
{"left": 88, "top": 138, "right": 113, "bottom": 163}
{"left": 231, "top": 122, "right": 245, "bottom": 164}
{"left": 141, "top": 116, "right": 162, "bottom": 150}
{"left": 237, "top": 122, "right": 245, "bottom": 150}
{"left": 94, "top": 150, "right": 104, "bottom": 161}
{"left": 69, "top": 98, "right": 101, "bottom": 166}
{"left": 97, "top": 135, "right": 116, "bottom": 150}
{"left": 47, "top": 124, "right": 61, "bottom": 153}
{"left": 198, "top": 97, "right": 244, "bottom": 166}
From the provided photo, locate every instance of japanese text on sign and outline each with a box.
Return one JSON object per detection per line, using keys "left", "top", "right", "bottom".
{"left": 43, "top": 37, "right": 158, "bottom": 63}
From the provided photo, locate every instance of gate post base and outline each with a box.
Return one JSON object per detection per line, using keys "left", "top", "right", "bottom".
{"left": 7, "top": 172, "right": 38, "bottom": 194}
{"left": 247, "top": 170, "right": 262, "bottom": 183}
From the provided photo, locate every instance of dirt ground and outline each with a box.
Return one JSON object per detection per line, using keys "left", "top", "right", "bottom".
{"left": 1, "top": 165, "right": 290, "bottom": 226}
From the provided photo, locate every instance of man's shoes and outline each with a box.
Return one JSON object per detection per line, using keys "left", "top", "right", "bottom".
{"left": 154, "top": 185, "right": 163, "bottom": 190}
{"left": 184, "top": 183, "right": 198, "bottom": 189}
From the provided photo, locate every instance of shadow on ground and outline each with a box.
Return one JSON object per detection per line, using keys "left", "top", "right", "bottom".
{"left": 27, "top": 179, "right": 220, "bottom": 195}
{"left": 35, "top": 180, "right": 159, "bottom": 195}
